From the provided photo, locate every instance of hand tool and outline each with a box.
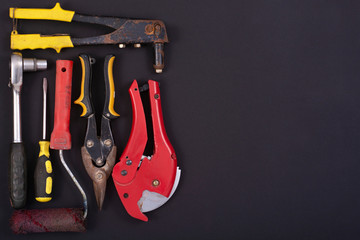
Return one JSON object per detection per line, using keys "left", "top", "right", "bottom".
{"left": 9, "top": 2, "right": 168, "bottom": 73}
{"left": 10, "top": 60, "right": 87, "bottom": 234}
{"left": 74, "top": 54, "right": 119, "bottom": 210}
{"left": 34, "top": 78, "right": 53, "bottom": 202}
{"left": 49, "top": 59, "right": 88, "bottom": 223}
{"left": 112, "top": 80, "right": 181, "bottom": 221}
{"left": 9, "top": 52, "right": 47, "bottom": 209}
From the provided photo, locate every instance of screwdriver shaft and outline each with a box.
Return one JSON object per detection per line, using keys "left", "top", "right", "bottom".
{"left": 42, "top": 78, "right": 47, "bottom": 140}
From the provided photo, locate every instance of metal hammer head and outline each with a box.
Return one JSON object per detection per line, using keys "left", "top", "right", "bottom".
{"left": 10, "top": 52, "right": 47, "bottom": 92}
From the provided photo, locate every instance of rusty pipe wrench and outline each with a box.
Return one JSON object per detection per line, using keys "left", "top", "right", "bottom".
{"left": 112, "top": 80, "right": 180, "bottom": 221}
{"left": 9, "top": 3, "right": 168, "bottom": 73}
{"left": 74, "top": 54, "right": 119, "bottom": 210}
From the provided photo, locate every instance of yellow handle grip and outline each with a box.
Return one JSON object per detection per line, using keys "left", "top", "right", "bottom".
{"left": 9, "top": 3, "right": 75, "bottom": 22}
{"left": 106, "top": 56, "right": 120, "bottom": 118}
{"left": 35, "top": 141, "right": 53, "bottom": 202}
{"left": 74, "top": 55, "right": 91, "bottom": 117}
{"left": 38, "top": 141, "right": 50, "bottom": 158}
{"left": 11, "top": 32, "right": 74, "bottom": 53}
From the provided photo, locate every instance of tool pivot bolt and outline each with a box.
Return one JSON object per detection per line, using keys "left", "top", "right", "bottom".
{"left": 90, "top": 58, "right": 96, "bottom": 64}
{"left": 87, "top": 140, "right": 94, "bottom": 148}
{"left": 152, "top": 179, "right": 160, "bottom": 187}
{"left": 96, "top": 173, "right": 103, "bottom": 180}
{"left": 104, "top": 139, "right": 112, "bottom": 147}
{"left": 96, "top": 158, "right": 103, "bottom": 166}
{"left": 119, "top": 44, "right": 126, "bottom": 48}
{"left": 154, "top": 94, "right": 160, "bottom": 99}
{"left": 124, "top": 193, "right": 129, "bottom": 198}
{"left": 121, "top": 170, "right": 128, "bottom": 176}
{"left": 126, "top": 160, "right": 132, "bottom": 165}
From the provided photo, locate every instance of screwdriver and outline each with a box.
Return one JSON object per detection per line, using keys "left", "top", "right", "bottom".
{"left": 34, "top": 77, "right": 53, "bottom": 202}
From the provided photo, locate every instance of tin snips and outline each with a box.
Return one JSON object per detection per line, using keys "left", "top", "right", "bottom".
{"left": 75, "top": 54, "right": 119, "bottom": 210}
{"left": 112, "top": 80, "right": 181, "bottom": 221}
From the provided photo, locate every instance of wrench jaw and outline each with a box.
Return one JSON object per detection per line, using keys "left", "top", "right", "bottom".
{"left": 112, "top": 80, "right": 179, "bottom": 221}
{"left": 81, "top": 145, "right": 116, "bottom": 210}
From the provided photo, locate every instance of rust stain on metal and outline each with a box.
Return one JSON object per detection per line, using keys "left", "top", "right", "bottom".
{"left": 145, "top": 24, "right": 154, "bottom": 35}
{"left": 154, "top": 24, "right": 161, "bottom": 37}
{"left": 132, "top": 20, "right": 143, "bottom": 25}
{"left": 104, "top": 34, "right": 115, "bottom": 43}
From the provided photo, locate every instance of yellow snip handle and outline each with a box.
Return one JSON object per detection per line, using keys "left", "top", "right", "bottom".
{"left": 104, "top": 55, "right": 120, "bottom": 119}
{"left": 74, "top": 54, "right": 93, "bottom": 117}
{"left": 11, "top": 32, "right": 74, "bottom": 53}
{"left": 9, "top": 3, "right": 75, "bottom": 22}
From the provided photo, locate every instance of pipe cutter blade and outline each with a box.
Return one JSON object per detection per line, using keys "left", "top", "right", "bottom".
{"left": 139, "top": 167, "right": 181, "bottom": 213}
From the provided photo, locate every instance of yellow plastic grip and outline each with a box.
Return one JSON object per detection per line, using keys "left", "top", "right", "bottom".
{"left": 38, "top": 141, "right": 50, "bottom": 158}
{"left": 36, "top": 197, "right": 52, "bottom": 202}
{"left": 11, "top": 32, "right": 74, "bottom": 53}
{"left": 107, "top": 56, "right": 120, "bottom": 117}
{"left": 74, "top": 56, "right": 88, "bottom": 117}
{"left": 9, "top": 3, "right": 75, "bottom": 22}
{"left": 46, "top": 177, "right": 53, "bottom": 194}
{"left": 34, "top": 176, "right": 53, "bottom": 201}
{"left": 35, "top": 141, "right": 53, "bottom": 202}
{"left": 45, "top": 160, "right": 53, "bottom": 173}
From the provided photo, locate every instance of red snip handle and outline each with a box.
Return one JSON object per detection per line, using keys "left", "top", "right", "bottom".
{"left": 50, "top": 60, "right": 73, "bottom": 150}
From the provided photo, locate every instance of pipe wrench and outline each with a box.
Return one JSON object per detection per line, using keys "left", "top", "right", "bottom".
{"left": 75, "top": 54, "right": 119, "bottom": 210}
{"left": 112, "top": 80, "right": 181, "bottom": 221}
{"left": 9, "top": 3, "right": 168, "bottom": 73}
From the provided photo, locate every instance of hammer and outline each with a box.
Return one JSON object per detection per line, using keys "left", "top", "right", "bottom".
{"left": 9, "top": 52, "right": 47, "bottom": 209}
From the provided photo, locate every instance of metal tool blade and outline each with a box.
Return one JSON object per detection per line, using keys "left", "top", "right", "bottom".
{"left": 93, "top": 176, "right": 106, "bottom": 210}
{"left": 42, "top": 78, "right": 47, "bottom": 140}
{"left": 81, "top": 145, "right": 116, "bottom": 211}
{"left": 138, "top": 167, "right": 181, "bottom": 213}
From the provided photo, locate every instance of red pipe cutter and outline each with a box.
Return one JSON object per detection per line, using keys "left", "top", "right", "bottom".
{"left": 112, "top": 80, "right": 181, "bottom": 221}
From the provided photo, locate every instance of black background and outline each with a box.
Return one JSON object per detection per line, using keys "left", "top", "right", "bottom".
{"left": 2, "top": 0, "right": 360, "bottom": 239}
